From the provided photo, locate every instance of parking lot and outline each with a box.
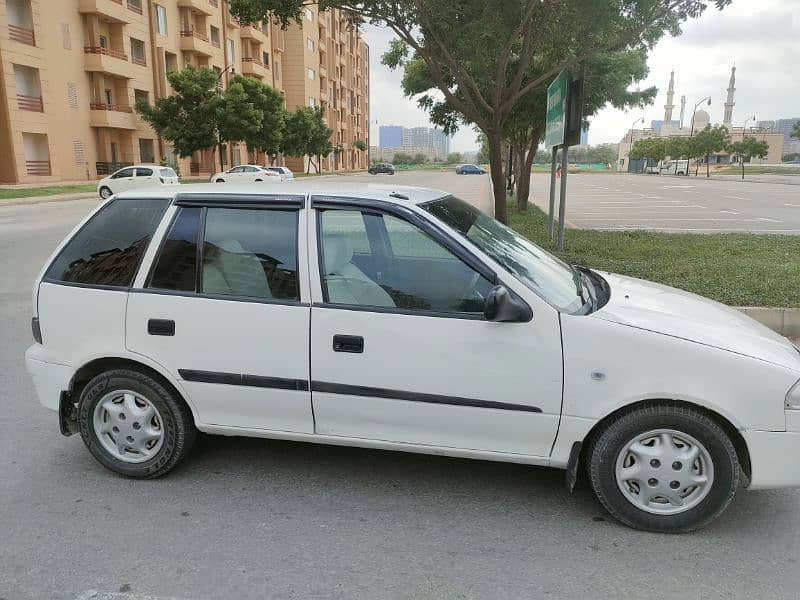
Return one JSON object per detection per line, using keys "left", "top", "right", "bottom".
{"left": 2, "top": 172, "right": 800, "bottom": 599}
{"left": 530, "top": 172, "right": 800, "bottom": 232}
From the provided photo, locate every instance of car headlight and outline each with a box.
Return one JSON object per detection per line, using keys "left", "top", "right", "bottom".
{"left": 786, "top": 379, "right": 800, "bottom": 410}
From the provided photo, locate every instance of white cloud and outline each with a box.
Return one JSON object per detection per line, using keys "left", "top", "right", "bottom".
{"left": 362, "top": 0, "right": 800, "bottom": 150}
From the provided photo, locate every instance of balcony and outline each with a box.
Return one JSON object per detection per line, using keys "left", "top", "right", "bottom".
{"left": 96, "top": 161, "right": 133, "bottom": 175}
{"left": 9, "top": 24, "right": 35, "bottom": 45}
{"left": 319, "top": 90, "right": 327, "bottom": 103}
{"left": 180, "top": 28, "right": 213, "bottom": 56}
{"left": 26, "top": 160, "right": 51, "bottom": 176}
{"left": 319, "top": 65, "right": 327, "bottom": 79}
{"left": 84, "top": 46, "right": 134, "bottom": 78}
{"left": 241, "top": 57, "right": 268, "bottom": 78}
{"left": 89, "top": 103, "right": 136, "bottom": 129}
{"left": 177, "top": 0, "right": 211, "bottom": 15}
{"left": 240, "top": 24, "right": 265, "bottom": 40}
{"left": 79, "top": 0, "right": 131, "bottom": 23}
{"left": 17, "top": 94, "right": 43, "bottom": 112}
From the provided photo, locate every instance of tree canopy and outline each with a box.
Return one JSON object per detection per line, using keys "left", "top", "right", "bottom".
{"left": 282, "top": 106, "right": 333, "bottom": 172}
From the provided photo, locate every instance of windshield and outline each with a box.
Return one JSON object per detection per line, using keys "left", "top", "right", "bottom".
{"left": 422, "top": 196, "right": 584, "bottom": 313}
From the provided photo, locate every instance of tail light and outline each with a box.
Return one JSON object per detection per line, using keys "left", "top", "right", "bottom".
{"left": 32, "top": 317, "right": 42, "bottom": 343}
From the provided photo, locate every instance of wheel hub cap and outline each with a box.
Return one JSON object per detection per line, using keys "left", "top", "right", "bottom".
{"left": 92, "top": 390, "right": 164, "bottom": 463}
{"left": 615, "top": 429, "right": 714, "bottom": 515}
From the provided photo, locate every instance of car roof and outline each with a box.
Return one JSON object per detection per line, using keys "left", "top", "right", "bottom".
{"left": 115, "top": 182, "right": 450, "bottom": 206}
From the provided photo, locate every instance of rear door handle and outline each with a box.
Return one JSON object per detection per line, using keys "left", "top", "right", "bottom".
{"left": 148, "top": 319, "right": 175, "bottom": 336}
{"left": 333, "top": 334, "right": 363, "bottom": 353}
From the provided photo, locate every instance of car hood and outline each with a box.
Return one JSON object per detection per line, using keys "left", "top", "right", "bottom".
{"left": 592, "top": 272, "right": 800, "bottom": 371}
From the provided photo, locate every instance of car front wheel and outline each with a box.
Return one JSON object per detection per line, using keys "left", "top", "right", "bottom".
{"left": 588, "top": 404, "right": 739, "bottom": 533}
{"left": 77, "top": 368, "right": 196, "bottom": 478}
{"left": 99, "top": 186, "right": 113, "bottom": 199}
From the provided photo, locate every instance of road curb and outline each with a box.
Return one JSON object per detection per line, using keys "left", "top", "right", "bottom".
{"left": 2, "top": 191, "right": 98, "bottom": 206}
{"left": 736, "top": 307, "right": 800, "bottom": 338}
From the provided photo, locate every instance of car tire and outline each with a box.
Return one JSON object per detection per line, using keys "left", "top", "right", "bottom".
{"left": 99, "top": 186, "right": 113, "bottom": 199}
{"left": 77, "top": 368, "right": 197, "bottom": 479}
{"left": 214, "top": 178, "right": 225, "bottom": 183}
{"left": 588, "top": 403, "right": 739, "bottom": 533}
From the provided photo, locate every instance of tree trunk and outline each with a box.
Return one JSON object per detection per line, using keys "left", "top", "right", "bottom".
{"left": 487, "top": 130, "right": 507, "bottom": 223}
{"left": 217, "top": 141, "right": 225, "bottom": 172}
{"left": 517, "top": 138, "right": 538, "bottom": 211}
{"left": 706, "top": 157, "right": 710, "bottom": 178}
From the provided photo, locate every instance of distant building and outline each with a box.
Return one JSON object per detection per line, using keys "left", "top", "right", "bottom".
{"left": 759, "top": 118, "right": 800, "bottom": 155}
{"left": 650, "top": 120, "right": 681, "bottom": 132}
{"left": 379, "top": 125, "right": 404, "bottom": 149}
{"left": 580, "top": 128, "right": 589, "bottom": 145}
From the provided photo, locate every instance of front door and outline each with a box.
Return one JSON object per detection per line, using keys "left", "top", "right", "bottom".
{"left": 126, "top": 196, "right": 313, "bottom": 433}
{"left": 308, "top": 199, "right": 563, "bottom": 457}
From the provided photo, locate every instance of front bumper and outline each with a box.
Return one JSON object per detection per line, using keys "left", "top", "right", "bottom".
{"left": 25, "top": 344, "right": 72, "bottom": 412}
{"left": 744, "top": 429, "right": 800, "bottom": 490}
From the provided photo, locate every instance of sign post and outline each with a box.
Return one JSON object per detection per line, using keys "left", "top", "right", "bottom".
{"left": 545, "top": 69, "right": 584, "bottom": 250}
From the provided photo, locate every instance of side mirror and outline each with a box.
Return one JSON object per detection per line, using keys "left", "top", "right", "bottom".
{"left": 484, "top": 285, "right": 532, "bottom": 323}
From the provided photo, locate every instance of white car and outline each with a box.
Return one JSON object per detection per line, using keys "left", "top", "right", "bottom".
{"left": 266, "top": 166, "right": 294, "bottom": 180}
{"left": 97, "top": 165, "right": 179, "bottom": 199}
{"left": 210, "top": 164, "right": 282, "bottom": 183}
{"left": 25, "top": 183, "right": 800, "bottom": 532}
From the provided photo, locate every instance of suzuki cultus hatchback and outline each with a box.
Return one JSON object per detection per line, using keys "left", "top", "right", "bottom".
{"left": 26, "top": 183, "right": 800, "bottom": 532}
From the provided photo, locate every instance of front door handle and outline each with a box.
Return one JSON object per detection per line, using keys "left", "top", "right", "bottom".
{"left": 333, "top": 334, "right": 363, "bottom": 353}
{"left": 148, "top": 319, "right": 175, "bottom": 336}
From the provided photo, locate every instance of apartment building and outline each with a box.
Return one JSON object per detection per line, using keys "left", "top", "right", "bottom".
{"left": 0, "top": 0, "right": 369, "bottom": 184}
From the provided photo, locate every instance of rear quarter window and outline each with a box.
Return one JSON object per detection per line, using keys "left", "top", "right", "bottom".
{"left": 159, "top": 167, "right": 177, "bottom": 178}
{"left": 45, "top": 198, "right": 168, "bottom": 288}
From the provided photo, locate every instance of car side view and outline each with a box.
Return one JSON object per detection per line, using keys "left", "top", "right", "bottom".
{"left": 368, "top": 163, "right": 395, "bottom": 175}
{"left": 210, "top": 164, "right": 282, "bottom": 183}
{"left": 25, "top": 183, "right": 800, "bottom": 533}
{"left": 456, "top": 164, "right": 486, "bottom": 174}
{"left": 97, "top": 165, "right": 179, "bottom": 199}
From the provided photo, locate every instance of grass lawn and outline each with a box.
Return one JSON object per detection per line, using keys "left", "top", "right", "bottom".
{"left": 713, "top": 165, "right": 800, "bottom": 176}
{"left": 0, "top": 184, "right": 97, "bottom": 200}
{"left": 508, "top": 203, "right": 800, "bottom": 308}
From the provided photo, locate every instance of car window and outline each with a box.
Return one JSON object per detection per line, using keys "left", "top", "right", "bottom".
{"left": 136, "top": 167, "right": 153, "bottom": 177}
{"left": 243, "top": 166, "right": 259, "bottom": 172}
{"left": 111, "top": 167, "right": 135, "bottom": 179}
{"left": 46, "top": 198, "right": 168, "bottom": 288}
{"left": 318, "top": 208, "right": 492, "bottom": 314}
{"left": 148, "top": 207, "right": 300, "bottom": 300}
{"left": 229, "top": 167, "right": 244, "bottom": 174}
{"left": 158, "top": 167, "right": 177, "bottom": 178}
{"left": 148, "top": 207, "right": 201, "bottom": 292}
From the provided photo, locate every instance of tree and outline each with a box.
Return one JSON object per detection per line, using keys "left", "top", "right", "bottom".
{"left": 446, "top": 152, "right": 462, "bottom": 164}
{"left": 282, "top": 106, "right": 333, "bottom": 173}
{"left": 136, "top": 66, "right": 270, "bottom": 171}
{"left": 412, "top": 152, "right": 427, "bottom": 164}
{"left": 689, "top": 124, "right": 729, "bottom": 177}
{"left": 587, "top": 144, "right": 618, "bottom": 165}
{"left": 353, "top": 139, "right": 367, "bottom": 152}
{"left": 793, "top": 121, "right": 800, "bottom": 140}
{"left": 229, "top": 0, "right": 730, "bottom": 223}
{"left": 392, "top": 151, "right": 412, "bottom": 165}
{"left": 727, "top": 136, "right": 769, "bottom": 180}
{"left": 229, "top": 75, "right": 286, "bottom": 162}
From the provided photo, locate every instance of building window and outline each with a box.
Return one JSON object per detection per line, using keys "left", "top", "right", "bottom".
{"left": 155, "top": 5, "right": 167, "bottom": 35}
{"left": 104, "top": 89, "right": 113, "bottom": 105}
{"left": 98, "top": 35, "right": 108, "bottom": 49}
{"left": 307, "top": 37, "right": 314, "bottom": 51}
{"left": 226, "top": 38, "right": 235, "bottom": 63}
{"left": 262, "top": 51, "right": 269, "bottom": 66}
{"left": 210, "top": 26, "right": 220, "bottom": 48}
{"left": 307, "top": 68, "right": 315, "bottom": 80}
{"left": 304, "top": 8, "right": 313, "bottom": 21}
{"left": 134, "top": 88, "right": 149, "bottom": 107}
{"left": 130, "top": 38, "right": 146, "bottom": 66}
{"left": 309, "top": 97, "right": 316, "bottom": 108}
{"left": 274, "top": 61, "right": 281, "bottom": 81}
{"left": 139, "top": 138, "right": 155, "bottom": 163}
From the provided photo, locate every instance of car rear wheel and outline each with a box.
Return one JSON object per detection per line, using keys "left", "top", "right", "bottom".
{"left": 214, "top": 178, "right": 225, "bottom": 183}
{"left": 588, "top": 404, "right": 739, "bottom": 533}
{"left": 99, "top": 186, "right": 112, "bottom": 199}
{"left": 77, "top": 369, "right": 196, "bottom": 478}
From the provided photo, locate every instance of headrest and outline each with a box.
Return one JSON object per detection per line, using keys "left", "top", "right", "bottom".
{"left": 216, "top": 239, "right": 247, "bottom": 254}
{"left": 323, "top": 234, "right": 353, "bottom": 275}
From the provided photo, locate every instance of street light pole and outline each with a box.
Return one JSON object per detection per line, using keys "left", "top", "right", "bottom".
{"left": 215, "top": 65, "right": 236, "bottom": 171}
{"left": 687, "top": 96, "right": 711, "bottom": 176}
{"left": 627, "top": 116, "right": 643, "bottom": 173}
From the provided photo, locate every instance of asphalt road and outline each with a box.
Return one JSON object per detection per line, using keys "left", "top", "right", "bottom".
{"left": 529, "top": 172, "right": 800, "bottom": 233}
{"left": 2, "top": 173, "right": 800, "bottom": 600}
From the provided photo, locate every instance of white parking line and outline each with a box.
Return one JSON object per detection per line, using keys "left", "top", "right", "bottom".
{"left": 576, "top": 218, "right": 780, "bottom": 222}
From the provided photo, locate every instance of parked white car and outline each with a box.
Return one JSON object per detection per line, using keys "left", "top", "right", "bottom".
{"left": 266, "top": 166, "right": 294, "bottom": 180}
{"left": 25, "top": 183, "right": 800, "bottom": 532}
{"left": 210, "top": 164, "right": 283, "bottom": 183}
{"left": 97, "top": 165, "right": 179, "bottom": 199}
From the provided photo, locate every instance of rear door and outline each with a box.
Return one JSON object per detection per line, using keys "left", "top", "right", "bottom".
{"left": 109, "top": 166, "right": 136, "bottom": 194}
{"left": 133, "top": 167, "right": 158, "bottom": 189}
{"left": 126, "top": 193, "right": 313, "bottom": 433}
{"left": 307, "top": 197, "right": 563, "bottom": 457}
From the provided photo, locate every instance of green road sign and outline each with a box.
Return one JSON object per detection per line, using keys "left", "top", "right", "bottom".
{"left": 545, "top": 71, "right": 568, "bottom": 148}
